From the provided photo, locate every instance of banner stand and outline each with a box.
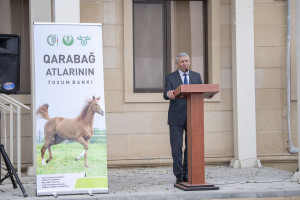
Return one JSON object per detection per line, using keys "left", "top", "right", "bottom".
{"left": 33, "top": 23, "right": 108, "bottom": 196}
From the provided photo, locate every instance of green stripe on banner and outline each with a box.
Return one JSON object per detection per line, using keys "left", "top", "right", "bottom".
{"left": 75, "top": 177, "right": 108, "bottom": 189}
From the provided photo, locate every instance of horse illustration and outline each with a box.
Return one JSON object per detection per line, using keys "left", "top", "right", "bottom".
{"left": 36, "top": 96, "right": 104, "bottom": 168}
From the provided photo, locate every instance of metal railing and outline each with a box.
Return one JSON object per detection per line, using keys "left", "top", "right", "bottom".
{"left": 0, "top": 94, "right": 30, "bottom": 176}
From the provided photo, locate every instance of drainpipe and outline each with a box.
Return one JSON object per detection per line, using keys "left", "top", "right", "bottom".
{"left": 291, "top": 0, "right": 300, "bottom": 183}
{"left": 297, "top": 0, "right": 300, "bottom": 177}
{"left": 286, "top": 0, "right": 298, "bottom": 154}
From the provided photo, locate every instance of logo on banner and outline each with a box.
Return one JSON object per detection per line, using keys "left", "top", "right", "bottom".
{"left": 62, "top": 35, "right": 74, "bottom": 46}
{"left": 46, "top": 35, "right": 92, "bottom": 46}
{"left": 47, "top": 35, "right": 58, "bottom": 46}
{"left": 77, "top": 36, "right": 91, "bottom": 46}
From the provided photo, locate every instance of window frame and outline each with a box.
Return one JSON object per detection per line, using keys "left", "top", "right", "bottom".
{"left": 124, "top": 0, "right": 221, "bottom": 102}
{"left": 133, "top": 0, "right": 167, "bottom": 93}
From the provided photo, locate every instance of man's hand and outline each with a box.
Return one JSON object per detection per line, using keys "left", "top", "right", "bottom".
{"left": 167, "top": 90, "right": 175, "bottom": 99}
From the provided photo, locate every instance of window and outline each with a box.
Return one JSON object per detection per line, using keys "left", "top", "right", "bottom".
{"left": 133, "top": 0, "right": 207, "bottom": 93}
{"left": 133, "top": 1, "right": 165, "bottom": 92}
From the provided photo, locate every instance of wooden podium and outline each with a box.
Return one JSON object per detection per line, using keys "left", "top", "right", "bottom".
{"left": 173, "top": 84, "right": 220, "bottom": 191}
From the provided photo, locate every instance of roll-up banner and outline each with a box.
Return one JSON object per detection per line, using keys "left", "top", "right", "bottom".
{"left": 33, "top": 23, "right": 108, "bottom": 196}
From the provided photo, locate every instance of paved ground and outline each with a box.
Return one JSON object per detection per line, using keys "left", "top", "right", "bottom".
{"left": 1, "top": 166, "right": 300, "bottom": 200}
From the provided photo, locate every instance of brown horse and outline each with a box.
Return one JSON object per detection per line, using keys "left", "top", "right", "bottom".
{"left": 36, "top": 96, "right": 104, "bottom": 168}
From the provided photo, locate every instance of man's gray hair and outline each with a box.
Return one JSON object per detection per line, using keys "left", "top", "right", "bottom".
{"left": 176, "top": 52, "right": 190, "bottom": 63}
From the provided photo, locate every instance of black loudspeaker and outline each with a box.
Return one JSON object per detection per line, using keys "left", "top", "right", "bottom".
{"left": 0, "top": 34, "right": 20, "bottom": 94}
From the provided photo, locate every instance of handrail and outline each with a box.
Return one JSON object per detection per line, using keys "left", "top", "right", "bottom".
{"left": 0, "top": 103, "right": 16, "bottom": 112}
{"left": 0, "top": 94, "right": 30, "bottom": 110}
{"left": 0, "top": 94, "right": 30, "bottom": 177}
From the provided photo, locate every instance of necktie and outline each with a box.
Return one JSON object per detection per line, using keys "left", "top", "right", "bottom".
{"left": 183, "top": 74, "right": 188, "bottom": 84}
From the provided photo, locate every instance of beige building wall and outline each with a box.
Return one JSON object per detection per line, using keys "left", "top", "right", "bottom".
{"left": 1, "top": 0, "right": 298, "bottom": 171}
{"left": 0, "top": 0, "right": 32, "bottom": 168}
{"left": 80, "top": 0, "right": 172, "bottom": 166}
{"left": 221, "top": 0, "right": 298, "bottom": 171}
{"left": 80, "top": 0, "right": 232, "bottom": 167}
{"left": 79, "top": 0, "right": 298, "bottom": 169}
{"left": 254, "top": 0, "right": 298, "bottom": 170}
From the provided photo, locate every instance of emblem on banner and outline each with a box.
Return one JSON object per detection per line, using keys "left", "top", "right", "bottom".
{"left": 47, "top": 35, "right": 58, "bottom": 46}
{"left": 77, "top": 36, "right": 91, "bottom": 46}
{"left": 62, "top": 35, "right": 74, "bottom": 46}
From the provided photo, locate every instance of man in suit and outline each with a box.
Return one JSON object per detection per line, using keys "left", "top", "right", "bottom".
{"left": 163, "top": 52, "right": 202, "bottom": 184}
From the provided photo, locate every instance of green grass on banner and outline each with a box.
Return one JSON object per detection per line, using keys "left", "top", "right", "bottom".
{"left": 36, "top": 141, "right": 107, "bottom": 177}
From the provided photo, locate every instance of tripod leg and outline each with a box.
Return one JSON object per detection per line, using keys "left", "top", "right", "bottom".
{"left": 0, "top": 145, "right": 28, "bottom": 197}
{"left": 7, "top": 160, "right": 28, "bottom": 197}
{"left": 0, "top": 145, "right": 17, "bottom": 188}
{"left": 0, "top": 144, "right": 1, "bottom": 180}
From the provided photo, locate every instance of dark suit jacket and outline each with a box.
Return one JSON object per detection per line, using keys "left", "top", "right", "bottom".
{"left": 163, "top": 70, "right": 202, "bottom": 126}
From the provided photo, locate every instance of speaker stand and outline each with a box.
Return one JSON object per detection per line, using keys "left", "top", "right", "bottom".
{"left": 0, "top": 111, "right": 27, "bottom": 197}
{"left": 0, "top": 144, "right": 28, "bottom": 197}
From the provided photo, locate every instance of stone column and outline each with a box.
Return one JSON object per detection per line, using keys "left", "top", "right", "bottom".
{"left": 27, "top": 0, "right": 80, "bottom": 176}
{"left": 28, "top": 0, "right": 52, "bottom": 176}
{"left": 230, "top": 0, "right": 261, "bottom": 168}
{"left": 52, "top": 0, "right": 80, "bottom": 23}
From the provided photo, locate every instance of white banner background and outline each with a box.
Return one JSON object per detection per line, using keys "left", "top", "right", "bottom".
{"left": 33, "top": 23, "right": 108, "bottom": 196}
